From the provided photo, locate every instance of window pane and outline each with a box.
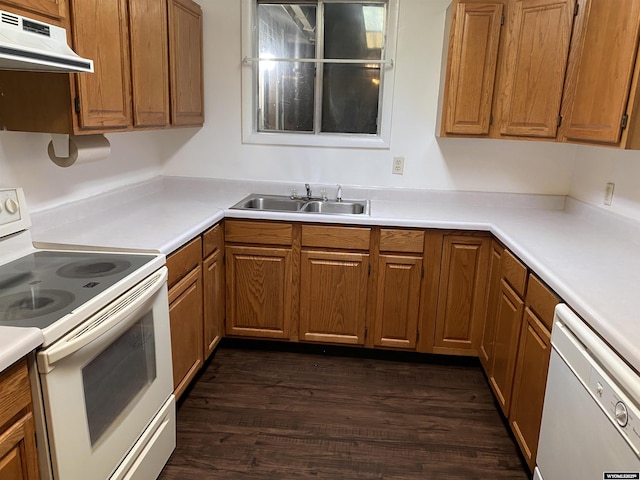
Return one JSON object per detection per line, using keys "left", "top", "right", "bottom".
{"left": 322, "top": 3, "right": 384, "bottom": 133}
{"left": 322, "top": 64, "right": 380, "bottom": 134}
{"left": 324, "top": 3, "right": 385, "bottom": 61}
{"left": 259, "top": 62, "right": 315, "bottom": 132}
{"left": 258, "top": 4, "right": 316, "bottom": 132}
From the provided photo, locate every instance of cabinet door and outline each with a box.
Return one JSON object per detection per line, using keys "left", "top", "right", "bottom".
{"left": 509, "top": 308, "right": 551, "bottom": 472}
{"left": 498, "top": 0, "right": 574, "bottom": 138}
{"left": 559, "top": 0, "right": 640, "bottom": 145}
{"left": 0, "top": 412, "right": 39, "bottom": 480}
{"left": 479, "top": 240, "right": 503, "bottom": 370}
{"left": 488, "top": 280, "right": 524, "bottom": 415}
{"left": 300, "top": 250, "right": 369, "bottom": 345}
{"left": 129, "top": 0, "right": 170, "bottom": 128}
{"left": 440, "top": 1, "right": 504, "bottom": 135}
{"left": 168, "top": 266, "right": 203, "bottom": 400}
{"left": 71, "top": 0, "right": 132, "bottom": 130}
{"left": 168, "top": 0, "right": 204, "bottom": 126}
{"left": 203, "top": 226, "right": 225, "bottom": 359}
{"left": 434, "top": 235, "right": 490, "bottom": 355}
{"left": 373, "top": 254, "right": 422, "bottom": 350}
{"left": 225, "top": 245, "right": 292, "bottom": 339}
{"left": 0, "top": 0, "right": 65, "bottom": 24}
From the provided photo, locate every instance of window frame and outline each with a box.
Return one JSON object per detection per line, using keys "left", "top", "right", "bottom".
{"left": 241, "top": 0, "right": 399, "bottom": 149}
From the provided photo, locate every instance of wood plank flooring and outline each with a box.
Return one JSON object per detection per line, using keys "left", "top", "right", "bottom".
{"left": 159, "top": 340, "right": 530, "bottom": 479}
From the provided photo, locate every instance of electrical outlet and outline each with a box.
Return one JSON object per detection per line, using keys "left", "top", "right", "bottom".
{"left": 604, "top": 182, "right": 615, "bottom": 206}
{"left": 392, "top": 156, "right": 404, "bottom": 175}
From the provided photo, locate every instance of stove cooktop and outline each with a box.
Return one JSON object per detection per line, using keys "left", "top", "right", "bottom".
{"left": 0, "top": 250, "right": 157, "bottom": 330}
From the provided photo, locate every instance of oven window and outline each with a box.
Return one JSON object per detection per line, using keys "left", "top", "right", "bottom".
{"left": 82, "top": 312, "right": 157, "bottom": 446}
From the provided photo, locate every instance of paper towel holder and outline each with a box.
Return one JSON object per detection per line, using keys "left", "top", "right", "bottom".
{"left": 48, "top": 133, "right": 110, "bottom": 167}
{"left": 49, "top": 134, "right": 70, "bottom": 158}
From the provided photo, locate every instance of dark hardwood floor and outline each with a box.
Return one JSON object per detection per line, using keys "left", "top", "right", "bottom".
{"left": 159, "top": 341, "right": 530, "bottom": 479}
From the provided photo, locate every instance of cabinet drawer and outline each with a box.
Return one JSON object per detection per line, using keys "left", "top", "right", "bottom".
{"left": 502, "top": 250, "right": 527, "bottom": 297}
{"left": 203, "top": 222, "right": 223, "bottom": 258}
{"left": 225, "top": 220, "right": 293, "bottom": 246}
{"left": 301, "top": 225, "right": 370, "bottom": 250}
{"left": 167, "top": 236, "right": 202, "bottom": 288}
{"left": 379, "top": 229, "right": 424, "bottom": 253}
{"left": 526, "top": 274, "right": 559, "bottom": 331}
{"left": 0, "top": 359, "right": 31, "bottom": 429}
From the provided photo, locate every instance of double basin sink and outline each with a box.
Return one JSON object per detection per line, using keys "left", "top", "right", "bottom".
{"left": 230, "top": 194, "right": 370, "bottom": 216}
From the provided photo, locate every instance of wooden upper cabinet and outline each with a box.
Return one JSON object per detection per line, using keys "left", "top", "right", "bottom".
{"left": 129, "top": 0, "right": 170, "bottom": 128}
{"left": 0, "top": 0, "right": 65, "bottom": 25}
{"left": 168, "top": 0, "right": 204, "bottom": 126}
{"left": 439, "top": 1, "right": 505, "bottom": 136}
{"left": 71, "top": 0, "right": 132, "bottom": 130}
{"left": 497, "top": 0, "right": 575, "bottom": 138}
{"left": 559, "top": 0, "right": 640, "bottom": 147}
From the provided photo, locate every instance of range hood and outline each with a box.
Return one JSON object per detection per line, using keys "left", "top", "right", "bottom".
{"left": 0, "top": 10, "right": 93, "bottom": 73}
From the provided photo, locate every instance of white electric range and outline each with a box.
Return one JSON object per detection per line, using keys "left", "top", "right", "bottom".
{"left": 0, "top": 187, "right": 175, "bottom": 480}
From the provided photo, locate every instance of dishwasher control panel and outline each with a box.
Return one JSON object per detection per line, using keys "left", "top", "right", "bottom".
{"left": 589, "top": 365, "right": 640, "bottom": 456}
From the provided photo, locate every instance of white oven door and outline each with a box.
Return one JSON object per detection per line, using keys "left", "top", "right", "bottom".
{"left": 36, "top": 267, "right": 173, "bottom": 480}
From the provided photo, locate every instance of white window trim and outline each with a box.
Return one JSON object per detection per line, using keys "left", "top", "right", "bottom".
{"left": 241, "top": 0, "right": 399, "bottom": 149}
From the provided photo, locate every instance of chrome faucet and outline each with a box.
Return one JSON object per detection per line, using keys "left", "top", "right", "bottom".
{"left": 336, "top": 185, "right": 343, "bottom": 202}
{"left": 305, "top": 183, "right": 312, "bottom": 199}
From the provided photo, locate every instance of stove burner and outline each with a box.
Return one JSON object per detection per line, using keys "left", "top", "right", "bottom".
{"left": 0, "top": 289, "right": 75, "bottom": 321}
{"left": 57, "top": 259, "right": 132, "bottom": 279}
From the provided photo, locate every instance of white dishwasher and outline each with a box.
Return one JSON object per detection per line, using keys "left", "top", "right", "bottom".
{"left": 535, "top": 304, "right": 640, "bottom": 480}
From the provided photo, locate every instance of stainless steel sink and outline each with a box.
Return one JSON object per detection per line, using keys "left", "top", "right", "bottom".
{"left": 301, "top": 200, "right": 366, "bottom": 215}
{"left": 230, "top": 194, "right": 370, "bottom": 216}
{"left": 235, "top": 195, "right": 306, "bottom": 212}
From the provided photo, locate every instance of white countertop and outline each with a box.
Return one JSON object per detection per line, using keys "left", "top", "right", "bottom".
{"left": 0, "top": 327, "right": 43, "bottom": 372}
{"left": 4, "top": 175, "right": 639, "bottom": 376}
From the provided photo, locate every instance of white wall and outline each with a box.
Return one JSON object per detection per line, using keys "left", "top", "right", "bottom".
{"left": 569, "top": 146, "right": 640, "bottom": 222}
{"left": 161, "top": 0, "right": 576, "bottom": 195}
{"left": 0, "top": 129, "right": 186, "bottom": 211}
{"left": 1, "top": 0, "right": 639, "bottom": 223}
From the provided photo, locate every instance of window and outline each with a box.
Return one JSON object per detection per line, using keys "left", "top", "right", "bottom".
{"left": 242, "top": 0, "right": 399, "bottom": 148}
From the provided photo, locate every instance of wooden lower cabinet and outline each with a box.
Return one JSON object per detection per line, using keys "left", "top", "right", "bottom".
{"left": 488, "top": 279, "right": 524, "bottom": 414}
{"left": 479, "top": 240, "right": 504, "bottom": 369}
{"left": 0, "top": 359, "right": 39, "bottom": 480}
{"left": 168, "top": 265, "right": 203, "bottom": 400}
{"left": 299, "top": 250, "right": 369, "bottom": 345}
{"left": 202, "top": 223, "right": 224, "bottom": 357}
{"left": 225, "top": 245, "right": 293, "bottom": 339}
{"left": 433, "top": 233, "right": 490, "bottom": 355}
{"left": 508, "top": 274, "right": 559, "bottom": 471}
{"left": 509, "top": 308, "right": 551, "bottom": 471}
{"left": 373, "top": 254, "right": 422, "bottom": 349}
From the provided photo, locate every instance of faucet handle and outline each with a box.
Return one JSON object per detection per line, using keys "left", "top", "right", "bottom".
{"left": 336, "top": 184, "right": 343, "bottom": 202}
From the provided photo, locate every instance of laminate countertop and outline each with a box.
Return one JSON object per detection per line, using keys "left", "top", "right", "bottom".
{"left": 3, "top": 175, "right": 639, "bottom": 375}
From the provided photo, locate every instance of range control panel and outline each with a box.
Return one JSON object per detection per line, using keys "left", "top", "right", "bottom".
{"left": 0, "top": 188, "right": 30, "bottom": 236}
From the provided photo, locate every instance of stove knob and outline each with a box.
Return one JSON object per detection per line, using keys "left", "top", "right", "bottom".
{"left": 4, "top": 198, "right": 18, "bottom": 214}
{"left": 615, "top": 401, "right": 628, "bottom": 427}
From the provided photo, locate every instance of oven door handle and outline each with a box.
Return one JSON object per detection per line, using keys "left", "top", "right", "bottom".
{"left": 39, "top": 267, "right": 168, "bottom": 371}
